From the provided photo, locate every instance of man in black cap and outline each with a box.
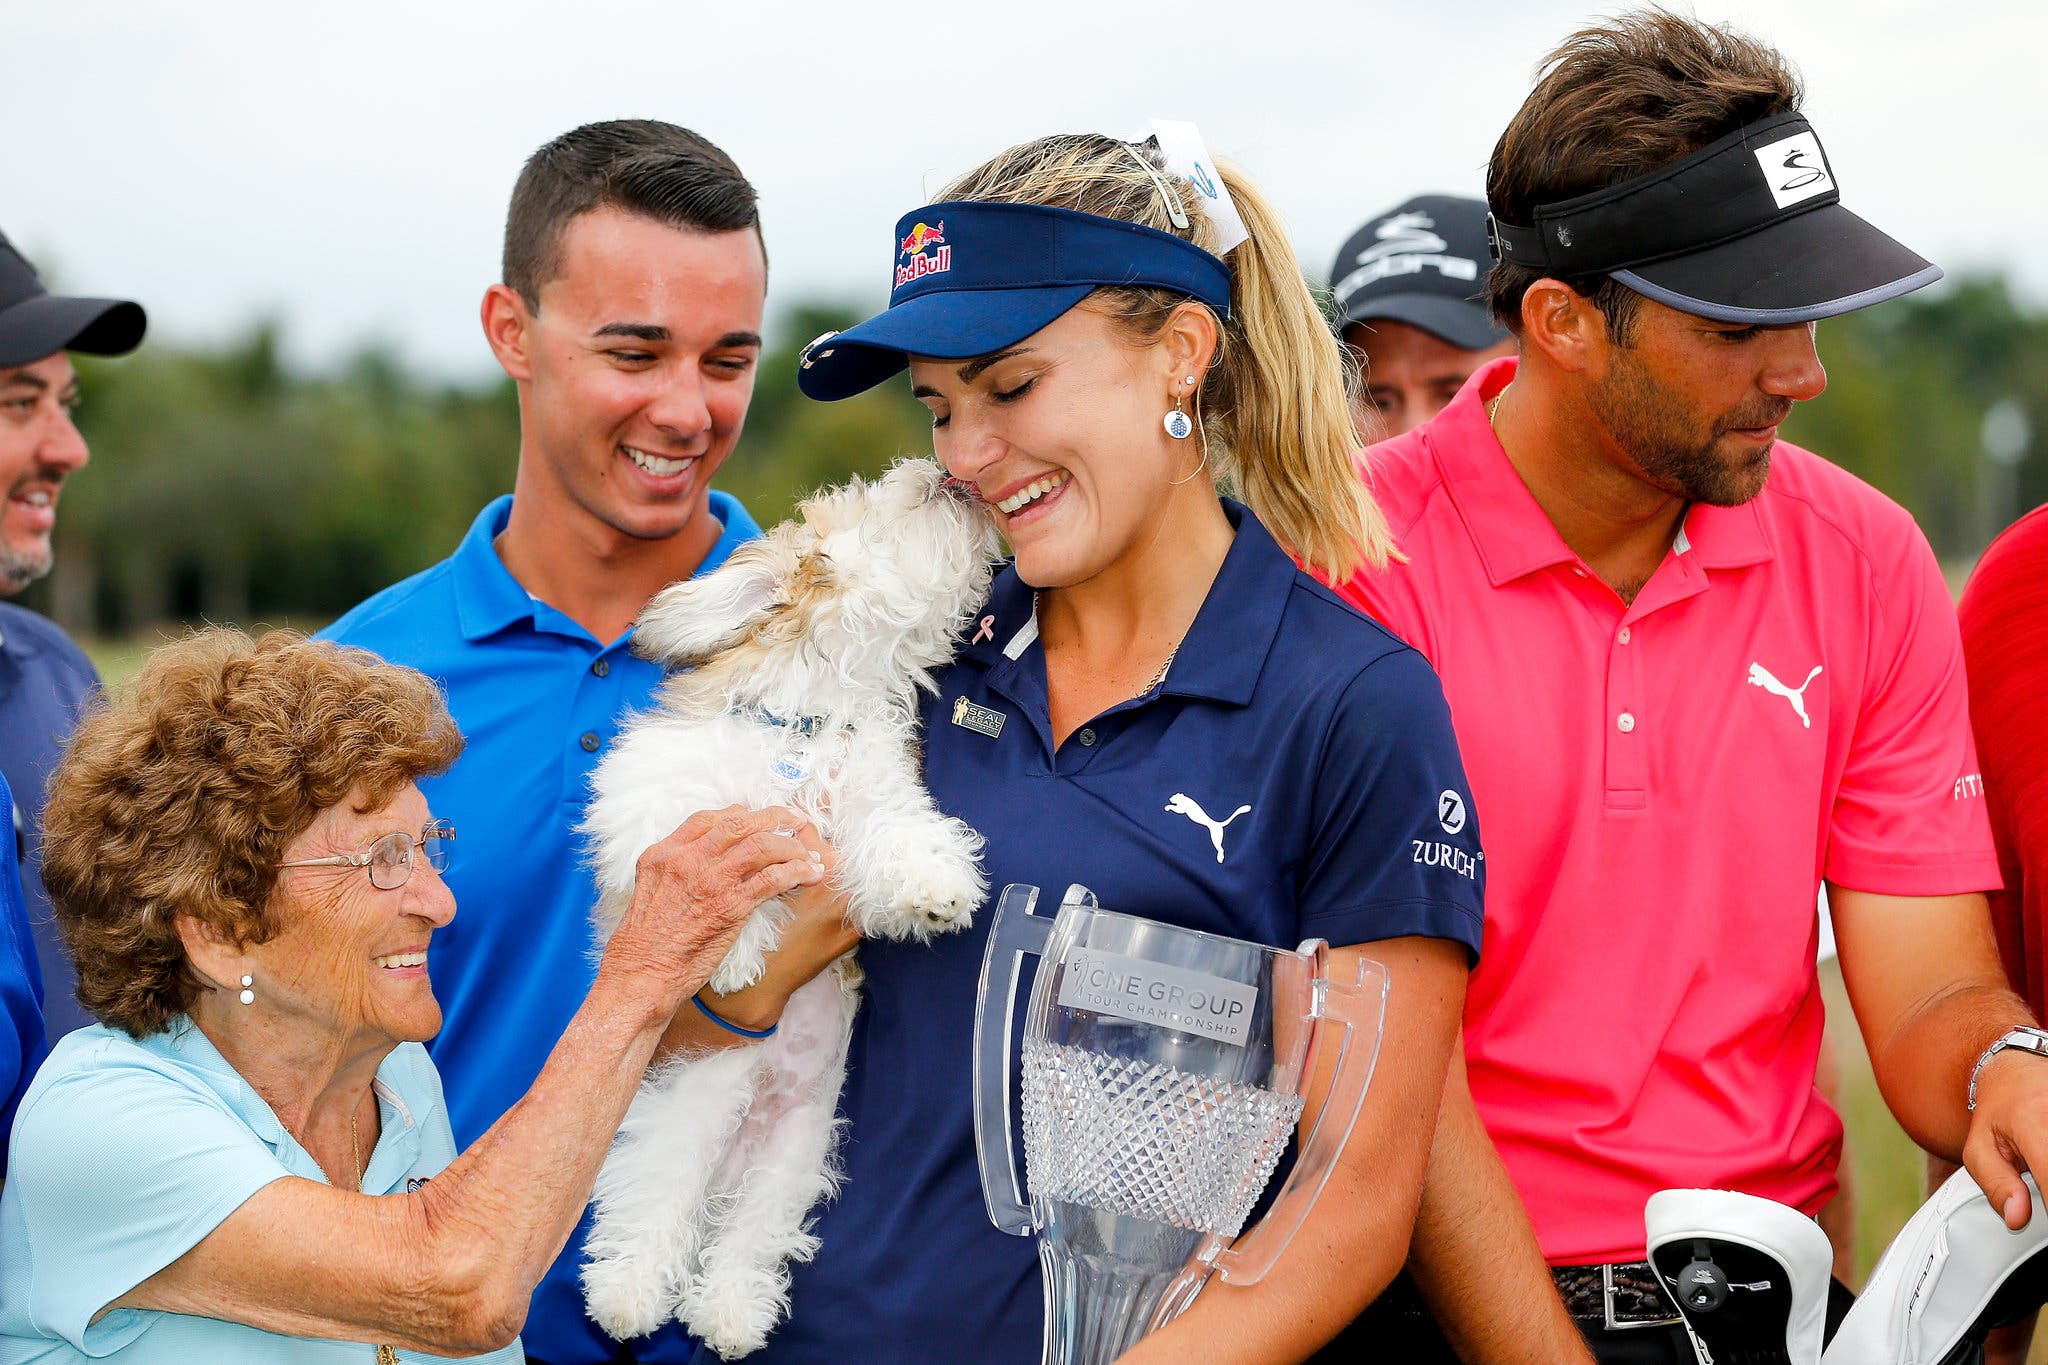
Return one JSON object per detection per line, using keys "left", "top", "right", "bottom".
{"left": 0, "top": 229, "right": 144, "bottom": 1038}
{"left": 1329, "top": 12, "right": 2045, "bottom": 1365}
{"left": 1329, "top": 195, "right": 1514, "bottom": 437}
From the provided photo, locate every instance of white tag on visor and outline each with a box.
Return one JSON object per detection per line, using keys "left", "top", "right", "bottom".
{"left": 1753, "top": 129, "right": 1836, "bottom": 210}
{"left": 1133, "top": 118, "right": 1250, "bottom": 255}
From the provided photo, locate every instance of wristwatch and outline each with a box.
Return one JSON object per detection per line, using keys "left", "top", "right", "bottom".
{"left": 1968, "top": 1026, "right": 2048, "bottom": 1111}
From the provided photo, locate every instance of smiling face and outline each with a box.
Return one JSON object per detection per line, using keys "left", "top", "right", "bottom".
{"left": 909, "top": 303, "right": 1211, "bottom": 589}
{"left": 256, "top": 782, "right": 456, "bottom": 1050}
{"left": 0, "top": 352, "right": 89, "bottom": 593}
{"left": 1579, "top": 297, "right": 1828, "bottom": 508}
{"left": 504, "top": 206, "right": 766, "bottom": 547}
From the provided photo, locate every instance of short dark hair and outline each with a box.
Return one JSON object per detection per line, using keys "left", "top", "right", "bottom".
{"left": 502, "top": 119, "right": 762, "bottom": 309}
{"left": 1485, "top": 9, "right": 1804, "bottom": 341}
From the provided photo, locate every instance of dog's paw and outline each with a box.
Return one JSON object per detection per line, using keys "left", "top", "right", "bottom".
{"left": 707, "top": 904, "right": 788, "bottom": 995}
{"left": 582, "top": 1256, "right": 676, "bottom": 1343}
{"left": 686, "top": 1274, "right": 779, "bottom": 1360}
{"left": 708, "top": 954, "right": 765, "bottom": 998}
{"left": 846, "top": 817, "right": 985, "bottom": 938}
{"left": 902, "top": 863, "right": 983, "bottom": 931}
{"left": 885, "top": 838, "right": 986, "bottom": 935}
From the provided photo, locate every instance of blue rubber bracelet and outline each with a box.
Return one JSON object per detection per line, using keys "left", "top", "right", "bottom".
{"left": 691, "top": 993, "right": 778, "bottom": 1039}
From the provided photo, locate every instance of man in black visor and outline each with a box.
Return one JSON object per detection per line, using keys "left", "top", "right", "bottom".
{"left": 1329, "top": 12, "right": 2046, "bottom": 1365}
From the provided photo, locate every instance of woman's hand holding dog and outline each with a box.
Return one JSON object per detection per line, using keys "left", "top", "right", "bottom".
{"left": 659, "top": 819, "right": 862, "bottom": 1052}
{"left": 602, "top": 804, "right": 827, "bottom": 1019}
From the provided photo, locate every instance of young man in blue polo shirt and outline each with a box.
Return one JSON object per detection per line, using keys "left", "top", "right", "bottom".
{"left": 0, "top": 230, "right": 144, "bottom": 1043}
{"left": 323, "top": 120, "right": 769, "bottom": 1365}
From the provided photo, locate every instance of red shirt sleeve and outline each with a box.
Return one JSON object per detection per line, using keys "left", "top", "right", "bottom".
{"left": 1960, "top": 505, "right": 2048, "bottom": 1019}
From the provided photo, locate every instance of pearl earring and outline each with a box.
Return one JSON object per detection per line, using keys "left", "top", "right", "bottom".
{"left": 238, "top": 974, "right": 255, "bottom": 1006}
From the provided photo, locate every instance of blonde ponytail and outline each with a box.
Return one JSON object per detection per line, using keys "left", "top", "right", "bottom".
{"left": 1209, "top": 166, "right": 1393, "bottom": 580}
{"left": 943, "top": 135, "right": 1394, "bottom": 581}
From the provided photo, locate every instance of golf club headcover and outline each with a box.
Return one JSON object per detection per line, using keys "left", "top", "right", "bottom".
{"left": 1824, "top": 1169, "right": 2048, "bottom": 1365}
{"left": 1647, "top": 1188, "right": 1833, "bottom": 1365}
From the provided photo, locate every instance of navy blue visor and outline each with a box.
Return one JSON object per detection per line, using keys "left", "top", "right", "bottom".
{"left": 798, "top": 200, "right": 1232, "bottom": 401}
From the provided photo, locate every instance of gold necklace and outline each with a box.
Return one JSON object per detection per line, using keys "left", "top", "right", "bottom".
{"left": 1139, "top": 641, "right": 1181, "bottom": 696}
{"left": 353, "top": 1112, "right": 403, "bottom": 1365}
{"left": 1487, "top": 382, "right": 1513, "bottom": 429}
{"left": 1035, "top": 592, "right": 1186, "bottom": 700}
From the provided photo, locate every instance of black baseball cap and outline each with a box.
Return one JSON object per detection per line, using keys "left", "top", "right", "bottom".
{"left": 1488, "top": 112, "right": 1939, "bottom": 324}
{"left": 1329, "top": 195, "right": 1507, "bottom": 352}
{"left": 0, "top": 230, "right": 145, "bottom": 369}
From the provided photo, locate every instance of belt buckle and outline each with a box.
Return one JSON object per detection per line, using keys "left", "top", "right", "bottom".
{"left": 1601, "top": 1262, "right": 1683, "bottom": 1331}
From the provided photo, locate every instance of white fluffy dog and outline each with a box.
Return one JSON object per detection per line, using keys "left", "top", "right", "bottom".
{"left": 579, "top": 457, "right": 999, "bottom": 1357}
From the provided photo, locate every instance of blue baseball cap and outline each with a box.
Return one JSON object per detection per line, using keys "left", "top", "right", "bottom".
{"left": 798, "top": 199, "right": 1232, "bottom": 401}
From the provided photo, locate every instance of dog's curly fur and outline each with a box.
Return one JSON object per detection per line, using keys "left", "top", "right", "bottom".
{"left": 580, "top": 458, "right": 999, "bottom": 1356}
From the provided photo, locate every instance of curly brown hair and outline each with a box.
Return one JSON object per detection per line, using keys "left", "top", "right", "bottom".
{"left": 1486, "top": 9, "right": 1804, "bottom": 339}
{"left": 42, "top": 628, "right": 464, "bottom": 1038}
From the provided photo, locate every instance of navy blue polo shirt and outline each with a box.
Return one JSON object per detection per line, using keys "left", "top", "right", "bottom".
{"left": 0, "top": 776, "right": 48, "bottom": 1180}
{"left": 0, "top": 602, "right": 99, "bottom": 1038}
{"left": 749, "top": 502, "right": 1483, "bottom": 1364}
{"left": 321, "top": 491, "right": 759, "bottom": 1365}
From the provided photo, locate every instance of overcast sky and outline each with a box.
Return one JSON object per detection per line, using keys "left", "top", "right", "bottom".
{"left": 7, "top": 0, "right": 2038, "bottom": 379}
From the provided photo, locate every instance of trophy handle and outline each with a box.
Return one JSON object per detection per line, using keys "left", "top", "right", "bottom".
{"left": 972, "top": 882, "right": 1055, "bottom": 1236}
{"left": 1213, "top": 950, "right": 1390, "bottom": 1285}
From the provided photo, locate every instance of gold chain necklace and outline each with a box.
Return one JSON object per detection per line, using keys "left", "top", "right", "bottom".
{"left": 1139, "top": 641, "right": 1181, "bottom": 696}
{"left": 1487, "top": 382, "right": 1513, "bottom": 430}
{"left": 1035, "top": 592, "right": 1186, "bottom": 700}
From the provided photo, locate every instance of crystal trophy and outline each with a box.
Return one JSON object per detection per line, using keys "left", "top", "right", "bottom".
{"left": 972, "top": 884, "right": 1387, "bottom": 1365}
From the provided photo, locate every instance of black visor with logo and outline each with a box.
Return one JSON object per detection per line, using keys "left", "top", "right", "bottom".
{"left": 1488, "top": 112, "right": 1940, "bottom": 324}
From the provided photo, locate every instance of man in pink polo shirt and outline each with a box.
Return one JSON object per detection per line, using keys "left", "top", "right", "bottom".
{"left": 1331, "top": 13, "right": 2048, "bottom": 1365}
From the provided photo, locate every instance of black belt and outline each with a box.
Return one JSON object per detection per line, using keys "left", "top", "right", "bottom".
{"left": 1551, "top": 1261, "right": 1685, "bottom": 1329}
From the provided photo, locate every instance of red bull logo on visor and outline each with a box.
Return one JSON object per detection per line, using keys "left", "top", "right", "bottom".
{"left": 895, "top": 220, "right": 951, "bottom": 287}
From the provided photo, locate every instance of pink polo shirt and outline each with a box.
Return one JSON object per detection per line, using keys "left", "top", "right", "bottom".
{"left": 1337, "top": 358, "right": 1998, "bottom": 1264}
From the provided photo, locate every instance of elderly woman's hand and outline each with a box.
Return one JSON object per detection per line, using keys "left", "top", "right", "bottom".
{"left": 601, "top": 804, "right": 826, "bottom": 1005}
{"left": 683, "top": 822, "right": 862, "bottom": 1040}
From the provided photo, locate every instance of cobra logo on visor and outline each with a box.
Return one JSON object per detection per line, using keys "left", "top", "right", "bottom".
{"left": 1752, "top": 130, "right": 1835, "bottom": 209}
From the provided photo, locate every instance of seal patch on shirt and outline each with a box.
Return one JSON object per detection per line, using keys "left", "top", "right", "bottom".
{"left": 950, "top": 696, "right": 1005, "bottom": 739}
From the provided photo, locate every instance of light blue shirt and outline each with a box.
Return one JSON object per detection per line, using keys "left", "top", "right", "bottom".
{"left": 0, "top": 1022, "right": 524, "bottom": 1363}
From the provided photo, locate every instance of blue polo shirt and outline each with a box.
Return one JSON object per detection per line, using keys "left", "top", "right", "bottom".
{"left": 0, "top": 602, "right": 100, "bottom": 1038}
{"left": 321, "top": 491, "right": 759, "bottom": 1365}
{"left": 750, "top": 501, "right": 1484, "bottom": 1364}
{"left": 0, "top": 779, "right": 46, "bottom": 1181}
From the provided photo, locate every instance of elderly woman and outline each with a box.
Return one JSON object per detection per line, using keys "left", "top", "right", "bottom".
{"left": 0, "top": 629, "right": 825, "bottom": 1363}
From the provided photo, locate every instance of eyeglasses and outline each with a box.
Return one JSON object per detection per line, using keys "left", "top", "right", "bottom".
{"left": 277, "top": 820, "right": 456, "bottom": 892}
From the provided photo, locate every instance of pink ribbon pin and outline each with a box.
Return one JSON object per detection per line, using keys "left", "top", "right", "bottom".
{"left": 971, "top": 615, "right": 994, "bottom": 644}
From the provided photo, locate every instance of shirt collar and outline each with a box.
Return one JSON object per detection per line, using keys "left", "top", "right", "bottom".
{"left": 152, "top": 1019, "right": 426, "bottom": 1189}
{"left": 960, "top": 499, "right": 1293, "bottom": 708}
{"left": 1423, "top": 356, "right": 1774, "bottom": 584}
{"left": 0, "top": 606, "right": 40, "bottom": 661}
{"left": 450, "top": 491, "right": 761, "bottom": 644}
